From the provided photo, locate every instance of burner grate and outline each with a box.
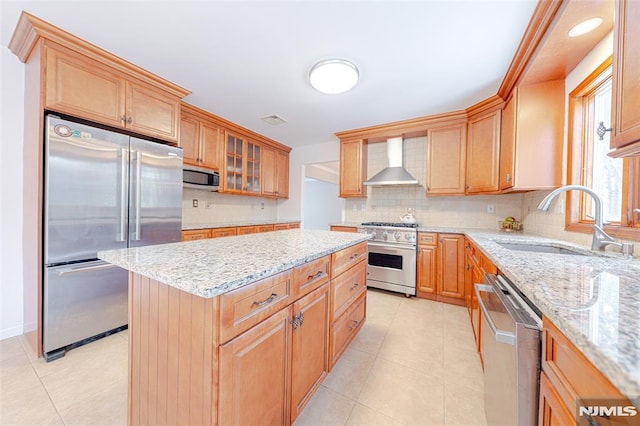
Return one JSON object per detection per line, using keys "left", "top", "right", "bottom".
{"left": 360, "top": 222, "right": 418, "bottom": 228}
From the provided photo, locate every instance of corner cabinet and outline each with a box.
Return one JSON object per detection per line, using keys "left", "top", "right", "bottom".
{"left": 499, "top": 80, "right": 564, "bottom": 191}
{"left": 426, "top": 123, "right": 467, "bottom": 196}
{"left": 44, "top": 41, "right": 183, "bottom": 143}
{"left": 609, "top": 0, "right": 640, "bottom": 157}
{"left": 340, "top": 139, "right": 367, "bottom": 198}
{"left": 465, "top": 109, "right": 501, "bottom": 194}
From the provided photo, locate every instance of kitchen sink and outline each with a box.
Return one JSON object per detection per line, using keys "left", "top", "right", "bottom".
{"left": 496, "top": 242, "right": 588, "bottom": 256}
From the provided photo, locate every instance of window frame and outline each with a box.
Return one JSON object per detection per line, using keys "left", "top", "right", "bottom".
{"left": 566, "top": 56, "right": 640, "bottom": 241}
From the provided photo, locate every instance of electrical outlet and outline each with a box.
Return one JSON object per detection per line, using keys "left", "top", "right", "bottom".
{"left": 487, "top": 204, "right": 495, "bottom": 214}
{"left": 192, "top": 199, "right": 198, "bottom": 208}
{"left": 261, "top": 202, "right": 265, "bottom": 210}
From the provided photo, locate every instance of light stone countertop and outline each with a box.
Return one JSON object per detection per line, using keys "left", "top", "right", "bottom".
{"left": 419, "top": 226, "right": 640, "bottom": 407}
{"left": 182, "top": 219, "right": 300, "bottom": 230}
{"left": 98, "top": 229, "right": 369, "bottom": 299}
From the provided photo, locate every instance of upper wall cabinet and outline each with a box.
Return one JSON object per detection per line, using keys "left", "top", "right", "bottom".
{"left": 44, "top": 41, "right": 182, "bottom": 143}
{"left": 465, "top": 109, "right": 501, "bottom": 194}
{"left": 263, "top": 146, "right": 290, "bottom": 199}
{"left": 426, "top": 123, "right": 467, "bottom": 196}
{"left": 609, "top": 0, "right": 640, "bottom": 157}
{"left": 499, "top": 80, "right": 564, "bottom": 191}
{"left": 180, "top": 103, "right": 223, "bottom": 170}
{"left": 339, "top": 139, "right": 367, "bottom": 198}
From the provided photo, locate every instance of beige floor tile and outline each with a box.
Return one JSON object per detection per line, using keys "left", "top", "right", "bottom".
{"left": 443, "top": 346, "right": 484, "bottom": 393}
{"left": 443, "top": 304, "right": 470, "bottom": 327}
{"left": 0, "top": 337, "right": 24, "bottom": 362}
{"left": 349, "top": 320, "right": 389, "bottom": 355}
{"left": 323, "top": 347, "right": 375, "bottom": 399}
{"left": 357, "top": 358, "right": 445, "bottom": 426}
{"left": 377, "top": 325, "right": 444, "bottom": 378}
{"left": 293, "top": 385, "right": 355, "bottom": 426}
{"left": 346, "top": 403, "right": 399, "bottom": 425}
{"left": 443, "top": 323, "right": 477, "bottom": 353}
{"left": 444, "top": 379, "right": 486, "bottom": 426}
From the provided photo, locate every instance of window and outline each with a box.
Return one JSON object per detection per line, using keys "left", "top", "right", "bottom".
{"left": 567, "top": 57, "right": 640, "bottom": 240}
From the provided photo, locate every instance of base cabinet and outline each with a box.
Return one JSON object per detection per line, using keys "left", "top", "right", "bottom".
{"left": 219, "top": 306, "right": 293, "bottom": 426}
{"left": 416, "top": 233, "right": 465, "bottom": 306}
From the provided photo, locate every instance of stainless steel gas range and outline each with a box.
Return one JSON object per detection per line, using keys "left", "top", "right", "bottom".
{"left": 357, "top": 222, "right": 418, "bottom": 297}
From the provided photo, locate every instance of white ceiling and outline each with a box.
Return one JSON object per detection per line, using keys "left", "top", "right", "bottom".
{"left": 1, "top": 1, "right": 538, "bottom": 148}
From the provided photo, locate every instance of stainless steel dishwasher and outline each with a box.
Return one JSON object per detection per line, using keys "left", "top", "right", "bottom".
{"left": 475, "top": 274, "right": 542, "bottom": 426}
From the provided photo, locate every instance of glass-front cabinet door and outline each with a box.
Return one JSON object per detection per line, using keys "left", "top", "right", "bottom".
{"left": 245, "top": 141, "right": 261, "bottom": 194}
{"left": 226, "top": 133, "right": 244, "bottom": 192}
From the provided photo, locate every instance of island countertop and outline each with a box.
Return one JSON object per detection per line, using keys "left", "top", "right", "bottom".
{"left": 98, "top": 229, "right": 370, "bottom": 299}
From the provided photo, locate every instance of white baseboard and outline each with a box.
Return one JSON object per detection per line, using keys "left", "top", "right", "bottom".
{"left": 0, "top": 324, "right": 23, "bottom": 340}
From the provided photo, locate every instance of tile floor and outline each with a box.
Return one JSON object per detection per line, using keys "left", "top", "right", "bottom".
{"left": 0, "top": 289, "right": 486, "bottom": 426}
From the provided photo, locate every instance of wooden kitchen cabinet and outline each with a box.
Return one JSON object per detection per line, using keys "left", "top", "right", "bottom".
{"left": 219, "top": 306, "right": 292, "bottom": 426}
{"left": 180, "top": 103, "right": 222, "bottom": 170}
{"left": 465, "top": 109, "right": 501, "bottom": 194}
{"left": 223, "top": 132, "right": 262, "bottom": 195}
{"left": 330, "top": 225, "right": 358, "bottom": 233}
{"left": 539, "top": 372, "right": 575, "bottom": 426}
{"left": 426, "top": 123, "right": 467, "bottom": 195}
{"left": 263, "top": 146, "right": 290, "bottom": 198}
{"left": 339, "top": 139, "right": 367, "bottom": 198}
{"left": 609, "top": 0, "right": 640, "bottom": 157}
{"left": 499, "top": 80, "right": 564, "bottom": 191}
{"left": 181, "top": 229, "right": 211, "bottom": 241}
{"left": 44, "top": 42, "right": 182, "bottom": 143}
{"left": 209, "top": 227, "right": 237, "bottom": 238}
{"left": 417, "top": 233, "right": 465, "bottom": 306}
{"left": 290, "top": 283, "right": 330, "bottom": 421}
{"left": 274, "top": 222, "right": 300, "bottom": 231}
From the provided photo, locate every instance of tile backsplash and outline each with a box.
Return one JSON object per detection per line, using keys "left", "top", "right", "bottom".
{"left": 182, "top": 188, "right": 277, "bottom": 227}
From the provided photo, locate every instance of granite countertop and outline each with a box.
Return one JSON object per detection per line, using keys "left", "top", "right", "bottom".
{"left": 98, "top": 229, "right": 369, "bottom": 299}
{"left": 419, "top": 227, "right": 640, "bottom": 407}
{"left": 183, "top": 219, "right": 300, "bottom": 231}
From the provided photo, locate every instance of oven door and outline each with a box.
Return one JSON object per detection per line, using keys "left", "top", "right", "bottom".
{"left": 366, "top": 242, "right": 416, "bottom": 295}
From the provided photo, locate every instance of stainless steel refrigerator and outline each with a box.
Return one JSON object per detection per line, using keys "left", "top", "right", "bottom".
{"left": 43, "top": 115, "right": 183, "bottom": 360}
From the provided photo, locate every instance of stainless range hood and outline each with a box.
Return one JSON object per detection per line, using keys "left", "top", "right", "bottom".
{"left": 363, "top": 137, "right": 419, "bottom": 186}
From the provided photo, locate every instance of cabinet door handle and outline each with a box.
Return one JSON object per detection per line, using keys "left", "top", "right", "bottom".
{"left": 307, "top": 271, "right": 325, "bottom": 281}
{"left": 505, "top": 173, "right": 511, "bottom": 183}
{"left": 127, "top": 116, "right": 133, "bottom": 124}
{"left": 348, "top": 320, "right": 359, "bottom": 330}
{"left": 121, "top": 115, "right": 127, "bottom": 124}
{"left": 349, "top": 282, "right": 359, "bottom": 292}
{"left": 252, "top": 293, "right": 278, "bottom": 307}
{"left": 349, "top": 253, "right": 360, "bottom": 260}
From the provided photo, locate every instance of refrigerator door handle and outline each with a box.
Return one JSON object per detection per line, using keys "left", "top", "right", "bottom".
{"left": 57, "top": 261, "right": 119, "bottom": 276}
{"left": 133, "top": 151, "right": 142, "bottom": 241}
{"left": 118, "top": 148, "right": 127, "bottom": 242}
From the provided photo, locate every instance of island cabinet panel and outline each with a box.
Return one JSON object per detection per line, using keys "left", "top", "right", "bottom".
{"left": 330, "top": 260, "right": 366, "bottom": 322}
{"left": 291, "top": 283, "right": 330, "bottom": 421}
{"left": 331, "top": 241, "right": 367, "bottom": 278}
{"left": 293, "top": 255, "right": 330, "bottom": 300}
{"left": 128, "top": 273, "right": 218, "bottom": 426}
{"left": 219, "top": 269, "right": 293, "bottom": 343}
{"left": 219, "top": 306, "right": 293, "bottom": 426}
{"left": 329, "top": 292, "right": 366, "bottom": 368}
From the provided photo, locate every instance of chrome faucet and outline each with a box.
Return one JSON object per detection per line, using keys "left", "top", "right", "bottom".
{"left": 537, "top": 185, "right": 634, "bottom": 254}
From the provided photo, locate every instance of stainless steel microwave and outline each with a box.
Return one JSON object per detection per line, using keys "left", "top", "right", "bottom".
{"left": 183, "top": 166, "right": 219, "bottom": 191}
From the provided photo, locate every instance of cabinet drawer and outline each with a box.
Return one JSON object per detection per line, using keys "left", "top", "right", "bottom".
{"left": 331, "top": 260, "right": 366, "bottom": 321}
{"left": 418, "top": 232, "right": 438, "bottom": 246}
{"left": 331, "top": 242, "right": 367, "bottom": 278}
{"left": 220, "top": 270, "right": 293, "bottom": 343}
{"left": 293, "top": 255, "right": 331, "bottom": 299}
{"left": 330, "top": 293, "right": 366, "bottom": 368}
{"left": 236, "top": 226, "right": 258, "bottom": 235}
{"left": 210, "top": 227, "right": 237, "bottom": 238}
{"left": 181, "top": 229, "right": 211, "bottom": 241}
{"left": 542, "top": 318, "right": 632, "bottom": 417}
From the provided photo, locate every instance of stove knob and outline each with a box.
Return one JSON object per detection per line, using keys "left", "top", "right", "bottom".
{"left": 382, "top": 231, "right": 388, "bottom": 241}
{"left": 394, "top": 231, "right": 401, "bottom": 241}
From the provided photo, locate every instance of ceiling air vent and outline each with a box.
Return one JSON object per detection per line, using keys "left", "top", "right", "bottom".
{"left": 261, "top": 114, "right": 287, "bottom": 125}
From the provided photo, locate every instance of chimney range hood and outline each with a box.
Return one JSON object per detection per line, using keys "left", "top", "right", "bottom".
{"left": 363, "top": 137, "right": 419, "bottom": 186}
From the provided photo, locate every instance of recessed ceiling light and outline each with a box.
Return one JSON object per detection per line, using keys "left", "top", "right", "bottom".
{"left": 568, "top": 18, "right": 603, "bottom": 37}
{"left": 309, "top": 59, "right": 359, "bottom": 95}
{"left": 261, "top": 114, "right": 287, "bottom": 125}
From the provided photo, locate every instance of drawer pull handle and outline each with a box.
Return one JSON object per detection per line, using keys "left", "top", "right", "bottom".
{"left": 307, "top": 271, "right": 325, "bottom": 281}
{"left": 348, "top": 320, "right": 359, "bottom": 330}
{"left": 349, "top": 253, "right": 360, "bottom": 260}
{"left": 252, "top": 293, "right": 278, "bottom": 307}
{"left": 349, "top": 283, "right": 359, "bottom": 291}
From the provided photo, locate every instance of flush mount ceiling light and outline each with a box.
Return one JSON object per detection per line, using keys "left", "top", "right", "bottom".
{"left": 309, "top": 59, "right": 359, "bottom": 94}
{"left": 568, "top": 18, "right": 603, "bottom": 37}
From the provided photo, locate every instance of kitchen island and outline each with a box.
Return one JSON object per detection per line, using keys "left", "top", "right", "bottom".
{"left": 99, "top": 229, "right": 370, "bottom": 425}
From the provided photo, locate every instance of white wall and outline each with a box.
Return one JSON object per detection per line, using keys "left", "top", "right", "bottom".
{"left": 183, "top": 189, "right": 278, "bottom": 227}
{"left": 278, "top": 140, "right": 340, "bottom": 227}
{"left": 303, "top": 178, "right": 344, "bottom": 230}
{"left": 0, "top": 44, "right": 26, "bottom": 339}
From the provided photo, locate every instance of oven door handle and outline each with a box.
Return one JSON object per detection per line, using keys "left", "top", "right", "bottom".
{"left": 475, "top": 284, "right": 516, "bottom": 346}
{"left": 367, "top": 242, "right": 416, "bottom": 251}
